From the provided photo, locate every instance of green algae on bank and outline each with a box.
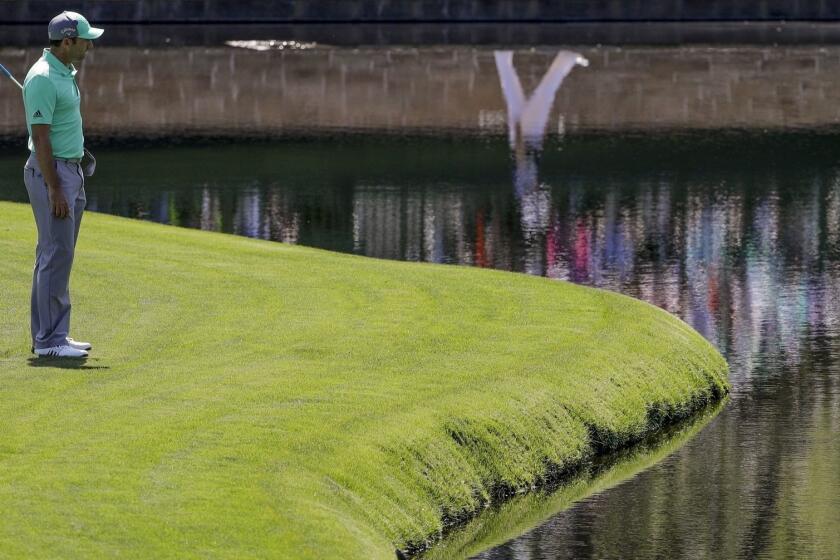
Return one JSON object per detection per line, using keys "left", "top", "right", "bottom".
{"left": 0, "top": 202, "right": 728, "bottom": 559}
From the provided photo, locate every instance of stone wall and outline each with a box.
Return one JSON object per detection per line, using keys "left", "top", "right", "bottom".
{"left": 10, "top": 0, "right": 840, "bottom": 23}
{"left": 2, "top": 46, "right": 840, "bottom": 141}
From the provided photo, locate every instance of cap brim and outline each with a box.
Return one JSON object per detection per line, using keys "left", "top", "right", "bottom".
{"left": 79, "top": 26, "right": 104, "bottom": 40}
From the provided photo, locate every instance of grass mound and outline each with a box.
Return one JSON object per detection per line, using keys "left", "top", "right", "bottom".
{"left": 422, "top": 399, "right": 727, "bottom": 560}
{"left": 0, "top": 202, "right": 728, "bottom": 559}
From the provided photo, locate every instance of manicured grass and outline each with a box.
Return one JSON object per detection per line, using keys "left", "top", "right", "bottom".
{"left": 0, "top": 201, "right": 728, "bottom": 559}
{"left": 422, "top": 399, "right": 727, "bottom": 559}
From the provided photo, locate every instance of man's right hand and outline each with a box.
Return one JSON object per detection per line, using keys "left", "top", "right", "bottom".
{"left": 48, "top": 184, "right": 69, "bottom": 218}
{"left": 31, "top": 124, "right": 68, "bottom": 218}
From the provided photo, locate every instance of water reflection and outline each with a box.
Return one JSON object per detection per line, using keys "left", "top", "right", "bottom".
{"left": 463, "top": 139, "right": 840, "bottom": 558}
{"left": 496, "top": 50, "right": 588, "bottom": 276}
{"left": 421, "top": 401, "right": 728, "bottom": 560}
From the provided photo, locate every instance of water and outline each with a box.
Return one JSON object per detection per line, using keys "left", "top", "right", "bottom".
{"left": 1, "top": 42, "right": 838, "bottom": 559}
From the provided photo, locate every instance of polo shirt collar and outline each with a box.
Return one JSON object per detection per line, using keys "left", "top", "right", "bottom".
{"left": 43, "top": 49, "right": 77, "bottom": 77}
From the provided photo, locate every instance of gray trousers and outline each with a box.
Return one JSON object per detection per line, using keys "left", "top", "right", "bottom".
{"left": 23, "top": 154, "right": 86, "bottom": 350}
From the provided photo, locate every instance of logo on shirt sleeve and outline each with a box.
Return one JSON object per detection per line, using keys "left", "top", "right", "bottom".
{"left": 33, "top": 110, "right": 43, "bottom": 118}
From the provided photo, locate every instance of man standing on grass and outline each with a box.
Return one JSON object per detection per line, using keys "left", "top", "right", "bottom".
{"left": 23, "top": 11, "right": 103, "bottom": 358}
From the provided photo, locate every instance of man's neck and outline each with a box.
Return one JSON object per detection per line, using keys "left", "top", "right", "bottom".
{"left": 49, "top": 48, "right": 72, "bottom": 67}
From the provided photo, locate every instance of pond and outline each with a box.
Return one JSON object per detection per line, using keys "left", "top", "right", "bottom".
{"left": 1, "top": 40, "right": 838, "bottom": 559}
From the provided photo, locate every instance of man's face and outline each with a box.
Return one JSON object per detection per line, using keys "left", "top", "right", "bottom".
{"left": 66, "top": 37, "right": 93, "bottom": 63}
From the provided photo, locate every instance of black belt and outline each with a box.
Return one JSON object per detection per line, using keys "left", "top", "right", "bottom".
{"left": 54, "top": 156, "right": 82, "bottom": 163}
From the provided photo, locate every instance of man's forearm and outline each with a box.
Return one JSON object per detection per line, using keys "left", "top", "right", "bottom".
{"left": 33, "top": 136, "right": 60, "bottom": 190}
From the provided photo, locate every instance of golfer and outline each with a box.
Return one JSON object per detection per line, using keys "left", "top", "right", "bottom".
{"left": 23, "top": 11, "right": 103, "bottom": 358}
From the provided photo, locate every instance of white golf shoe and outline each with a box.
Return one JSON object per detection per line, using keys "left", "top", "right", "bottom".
{"left": 34, "top": 345, "right": 89, "bottom": 358}
{"left": 67, "top": 337, "right": 92, "bottom": 351}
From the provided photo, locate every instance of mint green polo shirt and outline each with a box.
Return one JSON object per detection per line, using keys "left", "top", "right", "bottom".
{"left": 22, "top": 49, "right": 84, "bottom": 159}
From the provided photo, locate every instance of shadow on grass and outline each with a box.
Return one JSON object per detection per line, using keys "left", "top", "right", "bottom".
{"left": 26, "top": 357, "right": 110, "bottom": 370}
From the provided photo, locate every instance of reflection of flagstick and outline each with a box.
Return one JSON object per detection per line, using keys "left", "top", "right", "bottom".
{"left": 495, "top": 50, "right": 588, "bottom": 276}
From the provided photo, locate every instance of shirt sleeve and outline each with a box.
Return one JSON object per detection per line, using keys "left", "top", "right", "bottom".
{"left": 23, "top": 75, "right": 56, "bottom": 126}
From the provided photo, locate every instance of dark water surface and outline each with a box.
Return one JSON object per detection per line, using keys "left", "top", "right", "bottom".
{"left": 1, "top": 40, "right": 839, "bottom": 559}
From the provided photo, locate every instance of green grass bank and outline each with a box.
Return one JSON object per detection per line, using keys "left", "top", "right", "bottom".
{"left": 0, "top": 201, "right": 728, "bottom": 559}
{"left": 422, "top": 399, "right": 727, "bottom": 560}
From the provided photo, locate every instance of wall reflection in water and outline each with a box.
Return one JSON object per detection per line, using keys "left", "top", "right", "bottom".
{"left": 467, "top": 166, "right": 840, "bottom": 557}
